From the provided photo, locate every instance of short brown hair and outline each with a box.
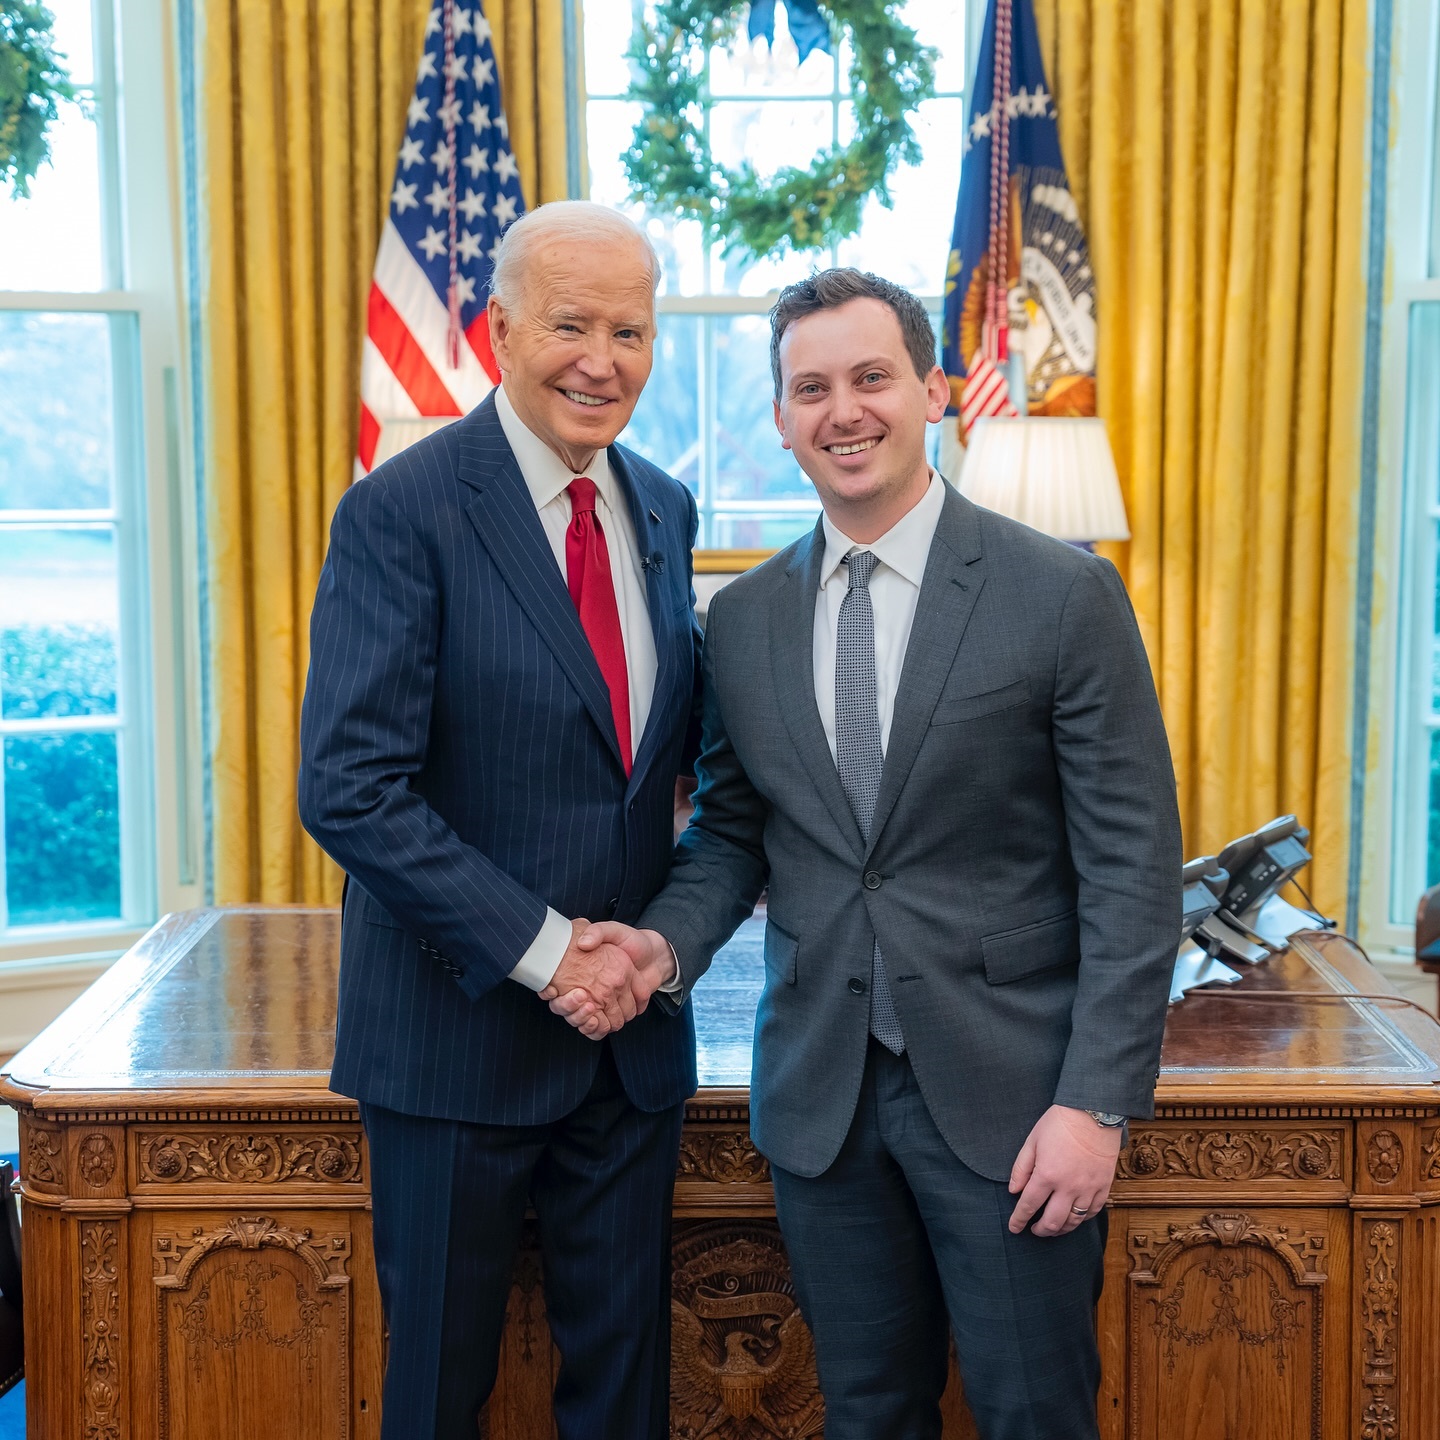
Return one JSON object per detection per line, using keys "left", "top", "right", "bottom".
{"left": 769, "top": 268, "right": 937, "bottom": 399}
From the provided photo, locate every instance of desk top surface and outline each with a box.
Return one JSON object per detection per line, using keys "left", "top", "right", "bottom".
{"left": 4, "top": 907, "right": 1440, "bottom": 1108}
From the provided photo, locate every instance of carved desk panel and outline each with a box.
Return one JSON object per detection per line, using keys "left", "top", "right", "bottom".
{"left": 4, "top": 909, "right": 1440, "bottom": 1440}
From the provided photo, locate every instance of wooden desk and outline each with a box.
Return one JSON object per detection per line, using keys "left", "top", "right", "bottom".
{"left": 4, "top": 908, "right": 1440, "bottom": 1439}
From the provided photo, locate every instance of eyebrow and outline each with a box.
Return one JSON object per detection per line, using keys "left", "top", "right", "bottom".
{"left": 787, "top": 356, "right": 894, "bottom": 386}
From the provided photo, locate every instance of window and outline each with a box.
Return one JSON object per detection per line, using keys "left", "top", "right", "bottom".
{"left": 0, "top": 0, "right": 197, "bottom": 961}
{"left": 583, "top": 0, "right": 972, "bottom": 550}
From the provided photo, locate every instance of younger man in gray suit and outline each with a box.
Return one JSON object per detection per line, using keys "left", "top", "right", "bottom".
{"left": 550, "top": 269, "right": 1182, "bottom": 1439}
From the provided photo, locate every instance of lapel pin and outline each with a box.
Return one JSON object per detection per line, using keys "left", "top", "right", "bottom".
{"left": 648, "top": 508, "right": 662, "bottom": 524}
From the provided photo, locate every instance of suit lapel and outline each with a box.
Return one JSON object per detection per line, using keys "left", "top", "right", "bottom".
{"left": 866, "top": 487, "right": 986, "bottom": 855}
{"left": 770, "top": 522, "right": 865, "bottom": 858}
{"left": 612, "top": 445, "right": 682, "bottom": 792}
{"left": 456, "top": 400, "right": 627, "bottom": 774}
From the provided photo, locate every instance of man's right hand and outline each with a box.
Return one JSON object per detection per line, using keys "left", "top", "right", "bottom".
{"left": 542, "top": 919, "right": 646, "bottom": 1037}
{"left": 541, "top": 922, "right": 675, "bottom": 1039}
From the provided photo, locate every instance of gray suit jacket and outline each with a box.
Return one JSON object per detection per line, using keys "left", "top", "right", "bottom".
{"left": 642, "top": 485, "right": 1181, "bottom": 1182}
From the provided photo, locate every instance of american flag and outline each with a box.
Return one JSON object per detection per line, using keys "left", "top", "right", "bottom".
{"left": 358, "top": 0, "right": 524, "bottom": 475}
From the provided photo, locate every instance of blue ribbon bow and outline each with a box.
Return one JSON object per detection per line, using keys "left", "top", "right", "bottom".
{"left": 746, "top": 0, "right": 832, "bottom": 64}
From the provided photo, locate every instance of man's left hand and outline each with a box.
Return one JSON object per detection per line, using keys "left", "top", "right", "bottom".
{"left": 1006, "top": 1105, "right": 1124, "bottom": 1237}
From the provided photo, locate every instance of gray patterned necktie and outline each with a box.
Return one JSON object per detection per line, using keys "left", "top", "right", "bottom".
{"left": 834, "top": 550, "right": 905, "bottom": 1054}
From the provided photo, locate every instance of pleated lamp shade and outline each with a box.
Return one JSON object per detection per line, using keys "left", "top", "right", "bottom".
{"left": 956, "top": 417, "right": 1130, "bottom": 543}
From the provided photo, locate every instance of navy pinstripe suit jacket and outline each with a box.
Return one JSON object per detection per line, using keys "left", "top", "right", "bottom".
{"left": 299, "top": 394, "right": 702, "bottom": 1124}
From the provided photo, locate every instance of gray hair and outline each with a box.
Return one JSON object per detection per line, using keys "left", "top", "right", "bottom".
{"left": 769, "top": 268, "right": 937, "bottom": 399}
{"left": 490, "top": 201, "right": 662, "bottom": 312}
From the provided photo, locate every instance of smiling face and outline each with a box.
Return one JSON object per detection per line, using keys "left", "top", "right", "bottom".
{"left": 774, "top": 296, "right": 948, "bottom": 541}
{"left": 487, "top": 231, "right": 656, "bottom": 472}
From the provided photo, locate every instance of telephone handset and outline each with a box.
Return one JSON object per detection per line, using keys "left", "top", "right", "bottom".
{"left": 1171, "top": 855, "right": 1244, "bottom": 1002}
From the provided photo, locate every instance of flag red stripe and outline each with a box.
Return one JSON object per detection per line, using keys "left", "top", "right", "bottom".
{"left": 467, "top": 312, "right": 500, "bottom": 385}
{"left": 367, "top": 283, "right": 464, "bottom": 418}
{"left": 357, "top": 402, "right": 381, "bottom": 473}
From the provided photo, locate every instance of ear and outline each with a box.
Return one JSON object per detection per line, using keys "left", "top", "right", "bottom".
{"left": 773, "top": 397, "right": 791, "bottom": 451}
{"left": 487, "top": 296, "right": 511, "bottom": 372}
{"left": 924, "top": 364, "right": 949, "bottom": 425}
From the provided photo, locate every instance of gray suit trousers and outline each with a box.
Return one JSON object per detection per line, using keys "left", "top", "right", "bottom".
{"left": 771, "top": 1039, "right": 1106, "bottom": 1440}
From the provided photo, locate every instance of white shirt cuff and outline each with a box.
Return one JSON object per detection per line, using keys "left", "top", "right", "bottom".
{"left": 657, "top": 940, "right": 684, "bottom": 996}
{"left": 508, "top": 907, "right": 572, "bottom": 991}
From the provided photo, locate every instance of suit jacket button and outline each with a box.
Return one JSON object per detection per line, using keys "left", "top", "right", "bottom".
{"left": 848, "top": 977, "right": 868, "bottom": 995}
{"left": 863, "top": 871, "right": 883, "bottom": 890}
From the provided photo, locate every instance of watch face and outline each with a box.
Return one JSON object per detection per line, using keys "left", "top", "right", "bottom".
{"left": 1090, "top": 1111, "right": 1126, "bottom": 1127}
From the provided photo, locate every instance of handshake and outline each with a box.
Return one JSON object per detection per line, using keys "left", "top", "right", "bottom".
{"left": 538, "top": 919, "right": 677, "bottom": 1040}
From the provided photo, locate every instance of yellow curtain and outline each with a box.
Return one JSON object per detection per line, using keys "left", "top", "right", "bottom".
{"left": 203, "top": 0, "right": 580, "bottom": 905}
{"left": 1032, "top": 0, "right": 1368, "bottom": 917}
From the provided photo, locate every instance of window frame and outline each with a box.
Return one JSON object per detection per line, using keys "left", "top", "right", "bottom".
{"left": 1359, "top": 0, "right": 1440, "bottom": 955}
{"left": 581, "top": 1, "right": 978, "bottom": 555}
{"left": 0, "top": 0, "right": 201, "bottom": 965}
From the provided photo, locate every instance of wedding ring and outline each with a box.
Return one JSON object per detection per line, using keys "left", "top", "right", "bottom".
{"left": 1070, "top": 1205, "right": 1089, "bottom": 1216}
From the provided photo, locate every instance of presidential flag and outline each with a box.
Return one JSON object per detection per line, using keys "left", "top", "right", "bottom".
{"left": 941, "top": 0, "right": 1096, "bottom": 444}
{"left": 358, "top": 0, "right": 524, "bottom": 475}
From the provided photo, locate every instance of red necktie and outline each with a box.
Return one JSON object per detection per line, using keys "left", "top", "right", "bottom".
{"left": 565, "top": 477, "right": 633, "bottom": 775}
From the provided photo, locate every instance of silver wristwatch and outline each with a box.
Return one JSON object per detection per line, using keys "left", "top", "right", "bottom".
{"left": 1086, "top": 1110, "right": 1126, "bottom": 1128}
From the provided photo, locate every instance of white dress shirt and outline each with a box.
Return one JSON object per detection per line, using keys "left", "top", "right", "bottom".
{"left": 495, "top": 384, "right": 659, "bottom": 990}
{"left": 813, "top": 472, "right": 947, "bottom": 759}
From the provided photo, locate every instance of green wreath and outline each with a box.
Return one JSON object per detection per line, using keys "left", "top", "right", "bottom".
{"left": 623, "top": 0, "right": 936, "bottom": 262}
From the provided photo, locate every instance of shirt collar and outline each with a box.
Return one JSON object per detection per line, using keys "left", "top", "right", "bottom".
{"left": 495, "top": 382, "right": 616, "bottom": 513}
{"left": 819, "top": 470, "right": 947, "bottom": 589}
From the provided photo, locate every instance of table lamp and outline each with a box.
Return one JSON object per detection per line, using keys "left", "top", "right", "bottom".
{"left": 955, "top": 416, "right": 1130, "bottom": 545}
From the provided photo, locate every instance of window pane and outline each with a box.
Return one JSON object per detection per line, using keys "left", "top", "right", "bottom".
{"left": 709, "top": 98, "right": 835, "bottom": 174}
{"left": 4, "top": 730, "right": 121, "bottom": 926}
{"left": 1430, "top": 729, "right": 1440, "bottom": 889}
{"left": 711, "top": 513, "right": 817, "bottom": 548}
{"left": 620, "top": 314, "right": 701, "bottom": 492}
{"left": 0, "top": 311, "right": 117, "bottom": 509}
{"left": 708, "top": 22, "right": 838, "bottom": 99}
{"left": 714, "top": 314, "right": 815, "bottom": 501}
{"left": 834, "top": 98, "right": 965, "bottom": 293}
{"left": 582, "top": 0, "right": 634, "bottom": 96}
{"left": 0, "top": 96, "right": 103, "bottom": 291}
{"left": 44, "top": 0, "right": 95, "bottom": 87}
{"left": 899, "top": 0, "right": 969, "bottom": 93}
{"left": 586, "top": 98, "right": 646, "bottom": 211}
{"left": 1433, "top": 524, "right": 1440, "bottom": 715}
{"left": 0, "top": 528, "right": 118, "bottom": 719}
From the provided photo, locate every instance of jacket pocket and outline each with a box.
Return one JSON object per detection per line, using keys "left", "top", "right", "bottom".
{"left": 764, "top": 920, "right": 799, "bottom": 985}
{"left": 981, "top": 910, "right": 1079, "bottom": 985}
{"left": 353, "top": 888, "right": 407, "bottom": 933}
{"left": 930, "top": 677, "right": 1030, "bottom": 726}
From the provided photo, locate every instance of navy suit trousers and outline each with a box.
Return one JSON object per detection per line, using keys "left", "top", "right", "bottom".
{"left": 770, "top": 1039, "right": 1106, "bottom": 1440}
{"left": 362, "top": 1045, "right": 685, "bottom": 1440}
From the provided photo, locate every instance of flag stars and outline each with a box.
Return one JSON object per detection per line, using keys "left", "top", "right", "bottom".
{"left": 497, "top": 113, "right": 509, "bottom": 140}
{"left": 472, "top": 14, "right": 492, "bottom": 43}
{"left": 458, "top": 187, "right": 487, "bottom": 221}
{"left": 494, "top": 149, "right": 520, "bottom": 186}
{"left": 392, "top": 179, "right": 420, "bottom": 214}
{"left": 969, "top": 109, "right": 992, "bottom": 144}
{"left": 488, "top": 237, "right": 504, "bottom": 264}
{"left": 454, "top": 274, "right": 477, "bottom": 305}
{"left": 431, "top": 139, "right": 455, "bottom": 172}
{"left": 462, "top": 144, "right": 490, "bottom": 177}
{"left": 445, "top": 52, "right": 469, "bottom": 82}
{"left": 399, "top": 136, "right": 425, "bottom": 170}
{"left": 470, "top": 103, "right": 492, "bottom": 131}
{"left": 407, "top": 95, "right": 431, "bottom": 127}
{"left": 472, "top": 55, "right": 495, "bottom": 87}
{"left": 425, "top": 180, "right": 452, "bottom": 215}
{"left": 457, "top": 229, "right": 484, "bottom": 262}
{"left": 438, "top": 97, "right": 463, "bottom": 128}
{"left": 450, "top": 6, "right": 473, "bottom": 36}
{"left": 417, "top": 50, "right": 438, "bottom": 81}
{"left": 418, "top": 226, "right": 448, "bottom": 260}
{"left": 425, "top": 5, "right": 441, "bottom": 36}
{"left": 493, "top": 192, "right": 519, "bottom": 227}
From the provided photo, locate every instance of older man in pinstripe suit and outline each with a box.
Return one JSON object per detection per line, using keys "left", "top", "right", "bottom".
{"left": 299, "top": 202, "right": 695, "bottom": 1440}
